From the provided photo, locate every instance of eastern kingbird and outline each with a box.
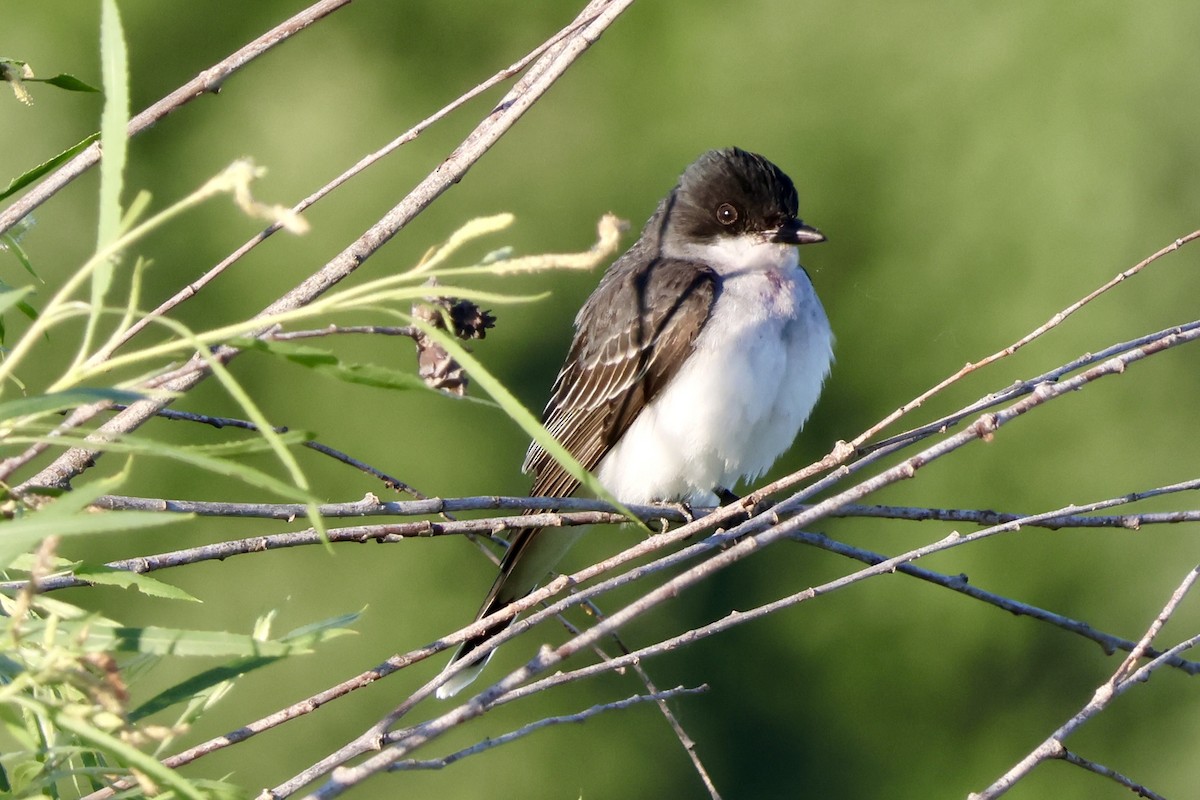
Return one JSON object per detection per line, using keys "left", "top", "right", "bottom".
{"left": 436, "top": 147, "right": 833, "bottom": 698}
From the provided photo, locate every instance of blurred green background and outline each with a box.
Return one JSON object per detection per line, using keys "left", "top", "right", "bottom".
{"left": 4, "top": 1, "right": 1200, "bottom": 798}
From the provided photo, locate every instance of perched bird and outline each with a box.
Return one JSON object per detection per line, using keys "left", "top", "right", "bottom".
{"left": 436, "top": 147, "right": 833, "bottom": 698}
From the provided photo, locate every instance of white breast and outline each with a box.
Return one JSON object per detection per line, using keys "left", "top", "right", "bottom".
{"left": 595, "top": 238, "right": 833, "bottom": 505}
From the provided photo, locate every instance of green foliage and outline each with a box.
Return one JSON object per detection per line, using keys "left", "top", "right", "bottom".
{"left": 233, "top": 337, "right": 436, "bottom": 394}
{"left": 0, "top": 135, "right": 99, "bottom": 204}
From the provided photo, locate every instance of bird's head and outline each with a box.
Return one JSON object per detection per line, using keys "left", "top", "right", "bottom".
{"left": 666, "top": 147, "right": 824, "bottom": 256}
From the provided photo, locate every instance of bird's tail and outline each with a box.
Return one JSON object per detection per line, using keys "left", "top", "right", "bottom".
{"left": 435, "top": 526, "right": 585, "bottom": 699}
{"left": 434, "top": 611, "right": 511, "bottom": 699}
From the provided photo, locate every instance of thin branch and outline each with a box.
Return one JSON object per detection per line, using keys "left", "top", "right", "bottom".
{"left": 573, "top": 600, "right": 723, "bottom": 799}
{"left": 504, "top": 490, "right": 1200, "bottom": 703}
{"left": 1, "top": 510, "right": 641, "bottom": 594}
{"left": 1055, "top": 749, "right": 1168, "bottom": 800}
{"left": 787, "top": 530, "right": 1200, "bottom": 674}
{"left": 848, "top": 228, "right": 1200, "bottom": 452}
{"left": 381, "top": 685, "right": 707, "bottom": 770}
{"left": 263, "top": 325, "right": 420, "bottom": 342}
{"left": 969, "top": 565, "right": 1200, "bottom": 799}
{"left": 85, "top": 491, "right": 1200, "bottom": 528}
{"left": 0, "top": 0, "right": 352, "bottom": 237}
{"left": 14, "top": 491, "right": 1197, "bottom": 597}
{"left": 119, "top": 405, "right": 426, "bottom": 497}
{"left": 862, "top": 318, "right": 1200, "bottom": 456}
{"left": 740, "top": 233, "right": 1200, "bottom": 512}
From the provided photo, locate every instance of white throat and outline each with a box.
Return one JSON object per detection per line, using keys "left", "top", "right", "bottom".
{"left": 667, "top": 232, "right": 797, "bottom": 277}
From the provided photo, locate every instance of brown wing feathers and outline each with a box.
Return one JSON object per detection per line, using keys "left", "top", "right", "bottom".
{"left": 526, "top": 258, "right": 718, "bottom": 499}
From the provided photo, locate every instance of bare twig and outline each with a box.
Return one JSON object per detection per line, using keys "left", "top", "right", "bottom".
{"left": 381, "top": 685, "right": 707, "bottom": 769}
{"left": 1, "top": 510, "right": 641, "bottom": 594}
{"left": 849, "top": 228, "right": 1200, "bottom": 451}
{"left": 1055, "top": 749, "right": 1168, "bottom": 800}
{"left": 114, "top": 405, "right": 426, "bottom": 496}
{"left": 86, "top": 491, "right": 1200, "bottom": 528}
{"left": 970, "top": 565, "right": 1200, "bottom": 799}
{"left": 573, "top": 600, "right": 723, "bottom": 799}
{"left": 787, "top": 530, "right": 1200, "bottom": 674}
{"left": 862, "top": 318, "right": 1200, "bottom": 456}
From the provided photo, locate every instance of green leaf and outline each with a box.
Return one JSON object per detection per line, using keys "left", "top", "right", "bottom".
{"left": 278, "top": 608, "right": 364, "bottom": 646}
{"left": 0, "top": 284, "right": 33, "bottom": 317}
{"left": 0, "top": 387, "right": 143, "bottom": 424}
{"left": 96, "top": 0, "right": 129, "bottom": 255}
{"left": 70, "top": 566, "right": 200, "bottom": 602}
{"left": 0, "top": 510, "right": 189, "bottom": 570}
{"left": 129, "top": 610, "right": 361, "bottom": 722}
{"left": 32, "top": 73, "right": 101, "bottom": 93}
{"left": 183, "top": 429, "right": 311, "bottom": 456}
{"left": 1, "top": 233, "right": 41, "bottom": 281}
{"left": 5, "top": 431, "right": 314, "bottom": 507}
{"left": 0, "top": 280, "right": 38, "bottom": 347}
{"left": 236, "top": 337, "right": 431, "bottom": 392}
{"left": 0, "top": 133, "right": 98, "bottom": 202}
{"left": 23, "top": 620, "right": 341, "bottom": 658}
{"left": 130, "top": 656, "right": 280, "bottom": 722}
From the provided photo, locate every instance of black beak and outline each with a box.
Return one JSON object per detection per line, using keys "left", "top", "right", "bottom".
{"left": 773, "top": 218, "right": 826, "bottom": 245}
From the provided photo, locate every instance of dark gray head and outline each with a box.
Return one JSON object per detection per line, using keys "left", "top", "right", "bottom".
{"left": 667, "top": 147, "right": 824, "bottom": 247}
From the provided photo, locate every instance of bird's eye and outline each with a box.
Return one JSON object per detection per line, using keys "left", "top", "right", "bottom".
{"left": 715, "top": 203, "right": 738, "bottom": 226}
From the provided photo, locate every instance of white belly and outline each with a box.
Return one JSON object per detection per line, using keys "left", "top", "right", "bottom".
{"left": 595, "top": 261, "right": 833, "bottom": 505}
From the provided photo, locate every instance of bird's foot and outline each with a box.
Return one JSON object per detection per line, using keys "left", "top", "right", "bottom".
{"left": 712, "top": 487, "right": 776, "bottom": 546}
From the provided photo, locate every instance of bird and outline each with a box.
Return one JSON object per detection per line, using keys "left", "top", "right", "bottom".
{"left": 435, "top": 147, "right": 834, "bottom": 698}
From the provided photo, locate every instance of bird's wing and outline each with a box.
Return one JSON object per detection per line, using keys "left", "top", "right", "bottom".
{"left": 523, "top": 255, "right": 719, "bottom": 497}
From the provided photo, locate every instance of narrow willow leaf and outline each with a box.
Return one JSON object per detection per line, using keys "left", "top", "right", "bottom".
{"left": 130, "top": 611, "right": 361, "bottom": 721}
{"left": 0, "top": 285, "right": 34, "bottom": 316}
{"left": 183, "top": 429, "right": 311, "bottom": 456}
{"left": 0, "top": 387, "right": 143, "bottom": 423}
{"left": 0, "top": 511, "right": 189, "bottom": 570}
{"left": 70, "top": 566, "right": 200, "bottom": 602}
{"left": 23, "top": 620, "right": 333, "bottom": 657}
{"left": 129, "top": 655, "right": 280, "bottom": 722}
{"left": 0, "top": 133, "right": 98, "bottom": 202}
{"left": 34, "top": 73, "right": 101, "bottom": 93}
{"left": 95, "top": 0, "right": 129, "bottom": 254}
{"left": 0, "top": 233, "right": 40, "bottom": 281}
{"left": 236, "top": 337, "right": 432, "bottom": 392}
{"left": 87, "top": 0, "right": 130, "bottom": 364}
{"left": 279, "top": 608, "right": 364, "bottom": 644}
